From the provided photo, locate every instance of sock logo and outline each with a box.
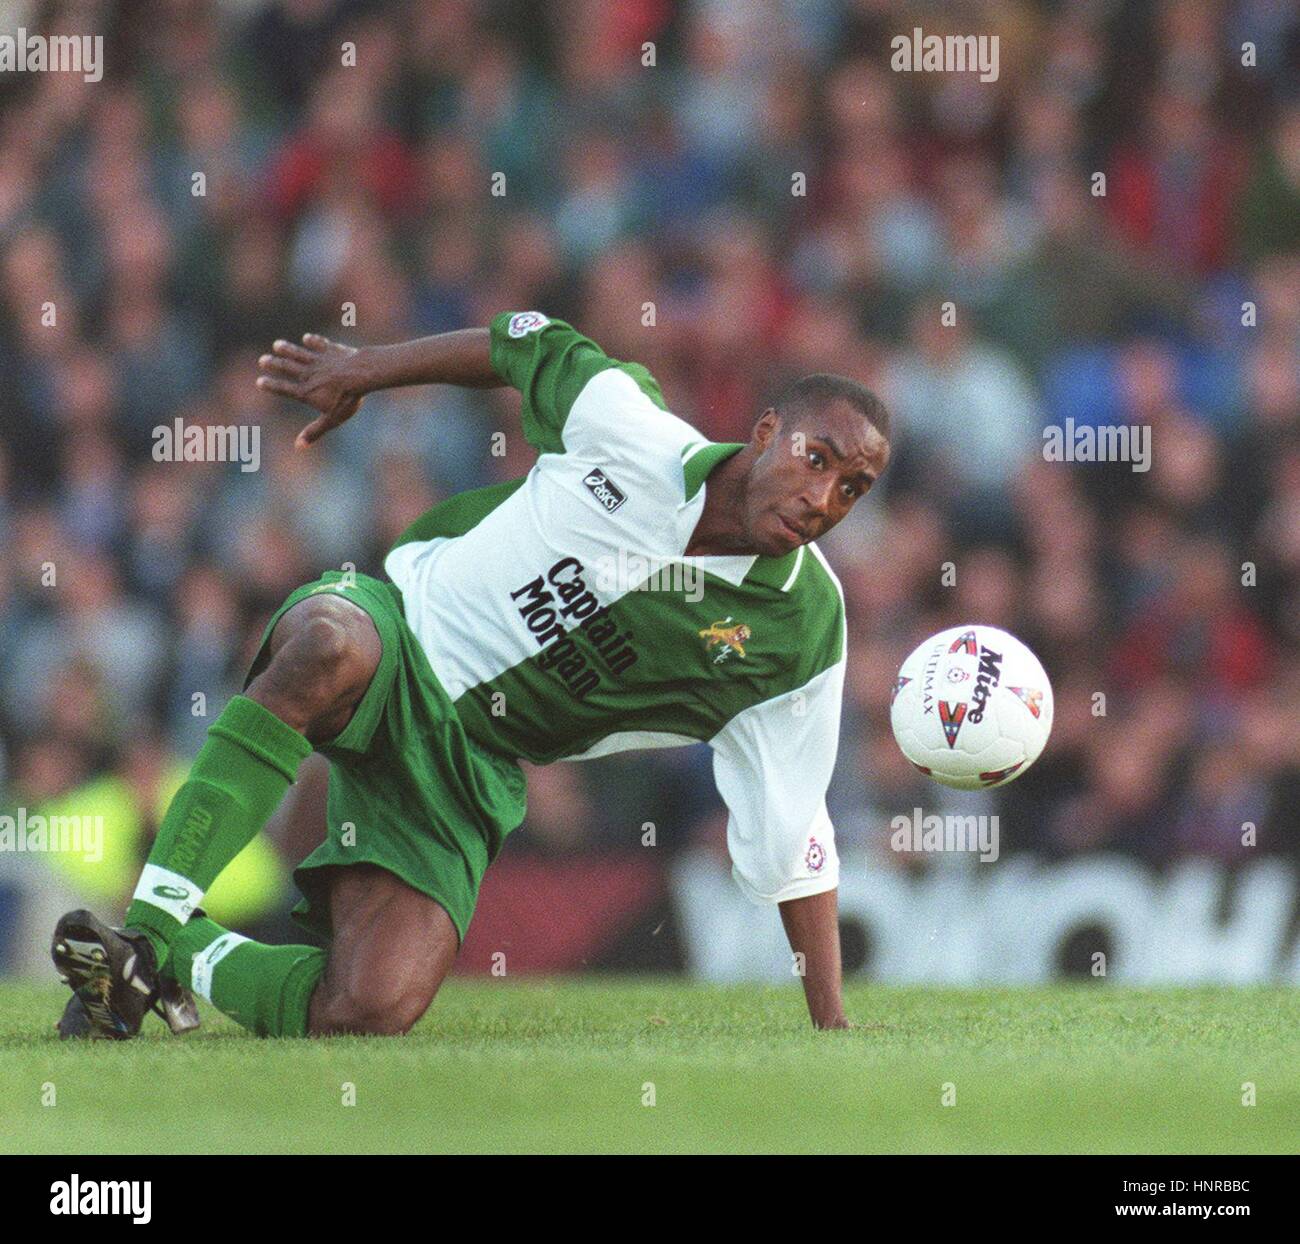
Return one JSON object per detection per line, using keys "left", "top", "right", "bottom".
{"left": 134, "top": 865, "right": 204, "bottom": 923}
{"left": 190, "top": 931, "right": 250, "bottom": 1002}
{"left": 152, "top": 885, "right": 190, "bottom": 901}
{"left": 171, "top": 805, "right": 213, "bottom": 875}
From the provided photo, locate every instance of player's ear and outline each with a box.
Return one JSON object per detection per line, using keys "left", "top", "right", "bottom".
{"left": 753, "top": 408, "right": 781, "bottom": 451}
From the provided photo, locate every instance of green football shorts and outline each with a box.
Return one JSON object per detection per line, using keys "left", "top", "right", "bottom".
{"left": 247, "top": 570, "right": 528, "bottom": 944}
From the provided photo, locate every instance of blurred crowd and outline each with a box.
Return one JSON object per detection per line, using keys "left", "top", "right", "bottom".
{"left": 1, "top": 0, "right": 1297, "bottom": 935}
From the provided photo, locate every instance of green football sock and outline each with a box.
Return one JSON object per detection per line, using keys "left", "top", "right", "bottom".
{"left": 169, "top": 916, "right": 326, "bottom": 1038}
{"left": 125, "top": 695, "right": 313, "bottom": 970}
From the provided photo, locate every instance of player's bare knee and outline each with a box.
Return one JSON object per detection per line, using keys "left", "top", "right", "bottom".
{"left": 297, "top": 612, "right": 372, "bottom": 686}
{"left": 366, "top": 988, "right": 429, "bottom": 1036}
{"left": 315, "top": 979, "right": 430, "bottom": 1037}
{"left": 249, "top": 597, "right": 381, "bottom": 737}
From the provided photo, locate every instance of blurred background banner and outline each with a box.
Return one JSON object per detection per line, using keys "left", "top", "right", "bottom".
{"left": 0, "top": 0, "right": 1296, "bottom": 982}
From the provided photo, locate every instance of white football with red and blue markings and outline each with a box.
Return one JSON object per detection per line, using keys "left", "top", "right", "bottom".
{"left": 890, "top": 625, "right": 1053, "bottom": 790}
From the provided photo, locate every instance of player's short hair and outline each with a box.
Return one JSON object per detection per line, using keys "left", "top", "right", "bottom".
{"left": 773, "top": 374, "right": 891, "bottom": 441}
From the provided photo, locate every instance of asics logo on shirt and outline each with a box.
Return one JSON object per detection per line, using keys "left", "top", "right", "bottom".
{"left": 582, "top": 468, "right": 626, "bottom": 513}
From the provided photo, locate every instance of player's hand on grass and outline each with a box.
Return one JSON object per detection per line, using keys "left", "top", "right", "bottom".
{"left": 256, "top": 334, "right": 367, "bottom": 449}
{"left": 814, "top": 1014, "right": 854, "bottom": 1031}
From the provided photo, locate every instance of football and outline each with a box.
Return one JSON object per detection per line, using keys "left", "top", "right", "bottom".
{"left": 890, "top": 625, "right": 1054, "bottom": 790}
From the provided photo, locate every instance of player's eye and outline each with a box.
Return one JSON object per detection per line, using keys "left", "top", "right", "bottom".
{"left": 808, "top": 451, "right": 825, "bottom": 468}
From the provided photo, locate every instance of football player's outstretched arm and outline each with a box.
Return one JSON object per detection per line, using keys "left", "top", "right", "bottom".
{"left": 256, "top": 329, "right": 504, "bottom": 448}
{"left": 780, "top": 889, "right": 849, "bottom": 1029}
{"left": 709, "top": 616, "right": 850, "bottom": 1030}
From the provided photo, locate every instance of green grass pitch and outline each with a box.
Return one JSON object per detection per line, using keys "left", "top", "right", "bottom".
{"left": 2, "top": 979, "right": 1296, "bottom": 1154}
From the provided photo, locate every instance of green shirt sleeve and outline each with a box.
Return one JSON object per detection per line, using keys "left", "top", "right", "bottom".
{"left": 489, "top": 311, "right": 666, "bottom": 454}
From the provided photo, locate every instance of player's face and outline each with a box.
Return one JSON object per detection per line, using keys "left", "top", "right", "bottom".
{"left": 745, "top": 402, "right": 889, "bottom": 556}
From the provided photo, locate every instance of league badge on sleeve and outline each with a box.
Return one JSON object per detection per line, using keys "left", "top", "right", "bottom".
{"left": 507, "top": 311, "right": 551, "bottom": 337}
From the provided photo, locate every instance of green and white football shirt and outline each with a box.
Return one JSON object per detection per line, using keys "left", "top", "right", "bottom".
{"left": 384, "top": 311, "right": 847, "bottom": 904}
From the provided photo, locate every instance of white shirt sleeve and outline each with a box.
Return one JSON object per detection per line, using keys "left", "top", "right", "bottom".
{"left": 708, "top": 656, "right": 845, "bottom": 904}
{"left": 563, "top": 366, "right": 702, "bottom": 474}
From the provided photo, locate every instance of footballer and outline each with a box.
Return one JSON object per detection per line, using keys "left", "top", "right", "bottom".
{"left": 51, "top": 312, "right": 890, "bottom": 1038}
